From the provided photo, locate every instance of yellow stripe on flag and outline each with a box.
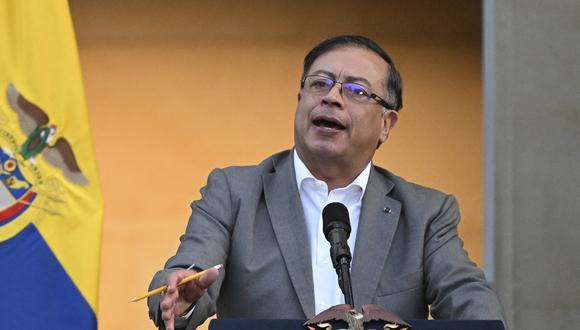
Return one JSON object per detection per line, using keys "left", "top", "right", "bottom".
{"left": 0, "top": 0, "right": 103, "bottom": 315}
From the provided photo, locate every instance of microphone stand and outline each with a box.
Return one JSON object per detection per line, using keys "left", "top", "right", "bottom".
{"left": 331, "top": 238, "right": 354, "bottom": 308}
{"left": 337, "top": 256, "right": 354, "bottom": 308}
{"left": 323, "top": 202, "right": 355, "bottom": 309}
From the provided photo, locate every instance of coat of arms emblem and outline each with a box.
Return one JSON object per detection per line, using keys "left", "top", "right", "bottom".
{"left": 0, "top": 83, "right": 86, "bottom": 230}
{"left": 0, "top": 148, "right": 37, "bottom": 225}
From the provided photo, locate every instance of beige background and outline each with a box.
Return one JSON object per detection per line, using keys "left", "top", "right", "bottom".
{"left": 69, "top": 1, "right": 483, "bottom": 328}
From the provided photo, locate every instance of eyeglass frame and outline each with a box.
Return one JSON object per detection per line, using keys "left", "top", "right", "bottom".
{"left": 300, "top": 74, "right": 397, "bottom": 111}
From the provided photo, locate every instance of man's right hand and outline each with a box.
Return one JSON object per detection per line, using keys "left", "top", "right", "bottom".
{"left": 160, "top": 267, "right": 219, "bottom": 330}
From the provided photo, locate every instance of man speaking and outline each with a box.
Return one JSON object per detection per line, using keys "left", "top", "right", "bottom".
{"left": 147, "top": 35, "right": 504, "bottom": 329}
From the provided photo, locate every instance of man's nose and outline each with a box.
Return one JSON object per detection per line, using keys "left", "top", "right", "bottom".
{"left": 321, "top": 82, "right": 344, "bottom": 107}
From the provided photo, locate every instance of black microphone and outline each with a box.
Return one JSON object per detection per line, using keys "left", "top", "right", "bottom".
{"left": 322, "top": 202, "right": 354, "bottom": 308}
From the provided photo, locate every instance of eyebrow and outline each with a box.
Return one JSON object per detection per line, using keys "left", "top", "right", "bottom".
{"left": 309, "top": 70, "right": 373, "bottom": 88}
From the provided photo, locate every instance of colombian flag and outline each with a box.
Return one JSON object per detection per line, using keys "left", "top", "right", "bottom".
{"left": 0, "top": 1, "right": 103, "bottom": 328}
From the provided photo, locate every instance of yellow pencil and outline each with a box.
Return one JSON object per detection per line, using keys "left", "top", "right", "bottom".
{"left": 129, "top": 264, "right": 223, "bottom": 303}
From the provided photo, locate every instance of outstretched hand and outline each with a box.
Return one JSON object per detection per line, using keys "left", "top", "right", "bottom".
{"left": 160, "top": 267, "right": 219, "bottom": 330}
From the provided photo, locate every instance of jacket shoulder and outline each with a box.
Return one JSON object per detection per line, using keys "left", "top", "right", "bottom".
{"left": 220, "top": 149, "right": 290, "bottom": 175}
{"left": 372, "top": 165, "right": 452, "bottom": 206}
{"left": 208, "top": 150, "right": 292, "bottom": 193}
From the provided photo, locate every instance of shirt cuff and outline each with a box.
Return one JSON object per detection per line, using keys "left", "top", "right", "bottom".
{"left": 179, "top": 302, "right": 196, "bottom": 318}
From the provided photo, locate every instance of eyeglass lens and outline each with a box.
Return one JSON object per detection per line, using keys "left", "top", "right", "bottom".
{"left": 304, "top": 76, "right": 370, "bottom": 103}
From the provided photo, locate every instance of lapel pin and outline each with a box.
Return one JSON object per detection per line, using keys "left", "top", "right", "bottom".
{"left": 383, "top": 207, "right": 392, "bottom": 214}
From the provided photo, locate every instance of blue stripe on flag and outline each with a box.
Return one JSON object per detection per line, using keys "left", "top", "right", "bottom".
{"left": 0, "top": 224, "right": 97, "bottom": 329}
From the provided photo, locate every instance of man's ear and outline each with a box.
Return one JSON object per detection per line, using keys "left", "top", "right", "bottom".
{"left": 377, "top": 110, "right": 399, "bottom": 148}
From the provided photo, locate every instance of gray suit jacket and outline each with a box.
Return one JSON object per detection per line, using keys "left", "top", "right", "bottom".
{"left": 148, "top": 150, "right": 504, "bottom": 329}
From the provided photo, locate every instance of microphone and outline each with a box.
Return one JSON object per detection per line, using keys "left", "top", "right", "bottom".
{"left": 322, "top": 202, "right": 354, "bottom": 308}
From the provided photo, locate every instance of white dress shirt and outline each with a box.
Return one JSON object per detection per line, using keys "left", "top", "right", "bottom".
{"left": 293, "top": 150, "right": 371, "bottom": 314}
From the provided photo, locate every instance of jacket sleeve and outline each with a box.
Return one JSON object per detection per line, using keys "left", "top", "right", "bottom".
{"left": 148, "top": 168, "right": 235, "bottom": 329}
{"left": 423, "top": 195, "right": 505, "bottom": 324}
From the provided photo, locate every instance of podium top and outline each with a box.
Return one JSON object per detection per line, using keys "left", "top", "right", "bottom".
{"left": 209, "top": 319, "right": 505, "bottom": 330}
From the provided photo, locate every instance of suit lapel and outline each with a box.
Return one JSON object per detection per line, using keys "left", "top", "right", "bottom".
{"left": 262, "top": 152, "right": 315, "bottom": 318}
{"left": 351, "top": 166, "right": 401, "bottom": 308}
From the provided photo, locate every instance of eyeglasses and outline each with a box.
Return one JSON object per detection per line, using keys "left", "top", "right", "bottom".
{"left": 301, "top": 75, "right": 395, "bottom": 110}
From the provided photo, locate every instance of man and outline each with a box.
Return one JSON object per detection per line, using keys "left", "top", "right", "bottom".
{"left": 148, "top": 35, "right": 504, "bottom": 330}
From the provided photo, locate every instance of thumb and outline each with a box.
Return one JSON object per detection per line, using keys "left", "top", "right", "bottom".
{"left": 196, "top": 267, "right": 220, "bottom": 289}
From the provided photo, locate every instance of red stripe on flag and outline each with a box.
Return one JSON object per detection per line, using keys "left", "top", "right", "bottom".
{"left": 0, "top": 191, "right": 37, "bottom": 222}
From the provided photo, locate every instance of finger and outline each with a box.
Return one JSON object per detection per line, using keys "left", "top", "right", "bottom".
{"left": 161, "top": 271, "right": 188, "bottom": 328}
{"left": 161, "top": 298, "right": 175, "bottom": 330}
{"left": 165, "top": 271, "right": 185, "bottom": 294}
{"left": 164, "top": 269, "right": 195, "bottom": 301}
{"left": 164, "top": 315, "right": 175, "bottom": 330}
{"left": 160, "top": 291, "right": 176, "bottom": 312}
{"left": 162, "top": 311, "right": 174, "bottom": 330}
{"left": 195, "top": 267, "right": 219, "bottom": 290}
{"left": 180, "top": 267, "right": 220, "bottom": 302}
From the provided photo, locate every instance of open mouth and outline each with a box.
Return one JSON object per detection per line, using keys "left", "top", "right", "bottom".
{"left": 312, "top": 118, "right": 346, "bottom": 130}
